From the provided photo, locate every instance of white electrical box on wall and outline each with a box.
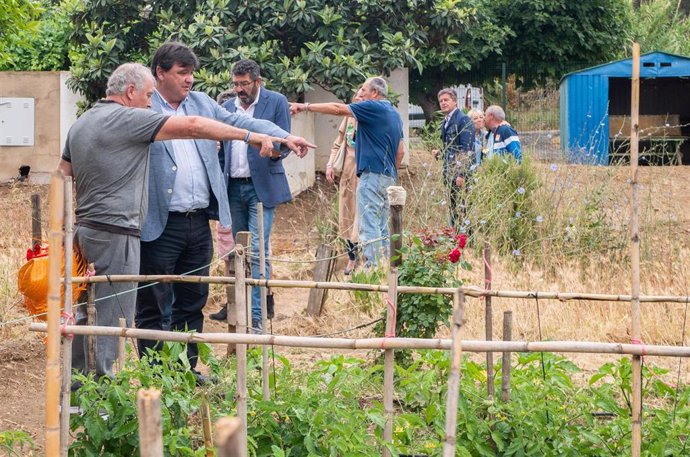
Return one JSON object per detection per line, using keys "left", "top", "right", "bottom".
{"left": 0, "top": 98, "right": 35, "bottom": 146}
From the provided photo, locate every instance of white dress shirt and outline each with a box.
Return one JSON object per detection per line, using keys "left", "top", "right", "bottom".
{"left": 156, "top": 91, "right": 211, "bottom": 212}
{"left": 230, "top": 87, "right": 261, "bottom": 178}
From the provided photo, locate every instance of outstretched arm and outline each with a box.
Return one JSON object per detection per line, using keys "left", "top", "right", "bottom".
{"left": 155, "top": 116, "right": 285, "bottom": 157}
{"left": 289, "top": 102, "right": 352, "bottom": 117}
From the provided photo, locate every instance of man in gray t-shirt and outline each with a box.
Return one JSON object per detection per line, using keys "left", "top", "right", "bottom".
{"left": 58, "top": 62, "right": 313, "bottom": 381}
{"left": 63, "top": 100, "right": 167, "bottom": 233}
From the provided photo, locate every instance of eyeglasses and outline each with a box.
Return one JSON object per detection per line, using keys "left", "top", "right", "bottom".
{"left": 232, "top": 80, "right": 255, "bottom": 88}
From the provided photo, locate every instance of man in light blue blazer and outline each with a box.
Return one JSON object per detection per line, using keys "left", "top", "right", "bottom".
{"left": 135, "top": 43, "right": 311, "bottom": 381}
{"left": 213, "top": 59, "right": 294, "bottom": 331}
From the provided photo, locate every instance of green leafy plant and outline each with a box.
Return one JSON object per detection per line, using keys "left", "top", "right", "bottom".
{"left": 349, "top": 266, "right": 386, "bottom": 313}
{"left": 65, "top": 345, "right": 690, "bottom": 457}
{"left": 376, "top": 228, "right": 469, "bottom": 352}
{"left": 0, "top": 430, "right": 36, "bottom": 456}
{"left": 69, "top": 342, "right": 224, "bottom": 457}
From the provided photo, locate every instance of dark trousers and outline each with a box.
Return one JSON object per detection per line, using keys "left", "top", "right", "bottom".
{"left": 135, "top": 211, "right": 213, "bottom": 369}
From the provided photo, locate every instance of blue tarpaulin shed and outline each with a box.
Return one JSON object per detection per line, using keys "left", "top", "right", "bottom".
{"left": 560, "top": 51, "right": 690, "bottom": 165}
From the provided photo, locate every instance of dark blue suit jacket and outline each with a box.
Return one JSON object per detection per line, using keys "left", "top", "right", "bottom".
{"left": 222, "top": 88, "right": 292, "bottom": 208}
{"left": 440, "top": 109, "right": 474, "bottom": 180}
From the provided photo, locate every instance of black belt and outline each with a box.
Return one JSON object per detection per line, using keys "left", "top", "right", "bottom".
{"left": 169, "top": 209, "right": 205, "bottom": 218}
{"left": 229, "top": 177, "right": 252, "bottom": 183}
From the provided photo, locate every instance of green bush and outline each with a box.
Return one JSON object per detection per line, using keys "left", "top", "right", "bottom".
{"left": 381, "top": 228, "right": 469, "bottom": 342}
{"left": 465, "top": 155, "right": 625, "bottom": 265}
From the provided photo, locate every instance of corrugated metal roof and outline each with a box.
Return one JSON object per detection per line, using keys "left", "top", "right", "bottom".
{"left": 561, "top": 51, "right": 690, "bottom": 82}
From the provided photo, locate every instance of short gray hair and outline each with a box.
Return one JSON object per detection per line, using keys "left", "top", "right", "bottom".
{"left": 437, "top": 88, "right": 457, "bottom": 101}
{"left": 365, "top": 77, "right": 388, "bottom": 97}
{"left": 106, "top": 63, "right": 154, "bottom": 96}
{"left": 485, "top": 105, "right": 505, "bottom": 121}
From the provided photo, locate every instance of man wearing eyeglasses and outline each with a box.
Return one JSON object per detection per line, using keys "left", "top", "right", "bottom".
{"left": 135, "top": 43, "right": 312, "bottom": 382}
{"left": 208, "top": 59, "right": 292, "bottom": 332}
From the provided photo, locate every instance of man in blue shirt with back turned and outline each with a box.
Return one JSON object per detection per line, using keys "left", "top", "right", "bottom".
{"left": 290, "top": 77, "right": 404, "bottom": 267}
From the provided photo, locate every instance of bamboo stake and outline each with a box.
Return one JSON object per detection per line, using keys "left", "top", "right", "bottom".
{"left": 382, "top": 187, "right": 404, "bottom": 457}
{"left": 442, "top": 290, "right": 465, "bottom": 457}
{"left": 630, "top": 42, "right": 642, "bottom": 457}
{"left": 86, "top": 263, "right": 96, "bottom": 374}
{"left": 501, "top": 311, "right": 513, "bottom": 403}
{"left": 137, "top": 389, "right": 163, "bottom": 457}
{"left": 234, "top": 234, "right": 249, "bottom": 457}
{"left": 201, "top": 394, "right": 214, "bottom": 457}
{"left": 31, "top": 193, "right": 42, "bottom": 250}
{"left": 60, "top": 177, "right": 73, "bottom": 457}
{"left": 117, "top": 317, "right": 127, "bottom": 372}
{"left": 382, "top": 269, "right": 397, "bottom": 457}
{"left": 215, "top": 417, "right": 242, "bottom": 457}
{"left": 46, "top": 172, "right": 64, "bottom": 456}
{"left": 257, "top": 203, "right": 270, "bottom": 401}
{"left": 224, "top": 257, "right": 236, "bottom": 356}
{"left": 29, "top": 323, "right": 690, "bottom": 357}
{"left": 69, "top": 274, "right": 690, "bottom": 304}
{"left": 483, "top": 243, "right": 494, "bottom": 399}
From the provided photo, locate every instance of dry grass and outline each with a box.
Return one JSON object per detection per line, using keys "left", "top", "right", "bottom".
{"left": 2, "top": 154, "right": 690, "bottom": 378}
{"left": 0, "top": 184, "right": 49, "bottom": 341}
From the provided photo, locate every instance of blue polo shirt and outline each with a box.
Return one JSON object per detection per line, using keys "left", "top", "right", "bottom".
{"left": 349, "top": 100, "right": 403, "bottom": 180}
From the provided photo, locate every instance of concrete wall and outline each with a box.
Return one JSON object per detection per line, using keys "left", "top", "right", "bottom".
{"left": 0, "top": 71, "right": 80, "bottom": 183}
{"left": 284, "top": 112, "right": 315, "bottom": 195}
{"left": 304, "top": 68, "right": 410, "bottom": 172}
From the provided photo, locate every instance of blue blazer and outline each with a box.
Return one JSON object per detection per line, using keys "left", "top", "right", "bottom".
{"left": 222, "top": 88, "right": 292, "bottom": 208}
{"left": 142, "top": 90, "right": 289, "bottom": 242}
{"left": 440, "top": 109, "right": 474, "bottom": 180}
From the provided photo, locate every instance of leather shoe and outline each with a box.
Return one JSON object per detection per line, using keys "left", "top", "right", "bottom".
{"left": 210, "top": 305, "right": 228, "bottom": 321}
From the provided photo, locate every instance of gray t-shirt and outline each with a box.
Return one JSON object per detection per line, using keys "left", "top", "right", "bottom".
{"left": 62, "top": 100, "right": 168, "bottom": 232}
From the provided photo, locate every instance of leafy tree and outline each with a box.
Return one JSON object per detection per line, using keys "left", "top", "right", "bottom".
{"left": 67, "top": 0, "right": 496, "bottom": 107}
{"left": 485, "top": 0, "right": 632, "bottom": 87}
{"left": 628, "top": 0, "right": 690, "bottom": 56}
{"left": 0, "top": 0, "right": 43, "bottom": 67}
{"left": 1, "top": 0, "right": 77, "bottom": 71}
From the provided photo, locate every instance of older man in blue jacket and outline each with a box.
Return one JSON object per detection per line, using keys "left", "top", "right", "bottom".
{"left": 135, "top": 43, "right": 310, "bottom": 381}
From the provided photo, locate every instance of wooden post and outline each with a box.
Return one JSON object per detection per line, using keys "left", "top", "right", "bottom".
{"left": 383, "top": 186, "right": 405, "bottom": 457}
{"left": 60, "top": 178, "right": 73, "bottom": 457}
{"left": 501, "top": 311, "right": 513, "bottom": 403}
{"left": 483, "top": 242, "right": 494, "bottom": 399}
{"left": 442, "top": 290, "right": 465, "bottom": 457}
{"left": 225, "top": 250, "right": 237, "bottom": 356}
{"left": 45, "top": 172, "right": 65, "bottom": 456}
{"left": 234, "top": 232, "right": 250, "bottom": 457}
{"left": 117, "top": 317, "right": 127, "bottom": 372}
{"left": 31, "top": 193, "right": 42, "bottom": 251}
{"left": 215, "top": 417, "right": 242, "bottom": 457}
{"left": 86, "top": 263, "right": 97, "bottom": 374}
{"left": 137, "top": 389, "right": 163, "bottom": 457}
{"left": 257, "top": 203, "right": 270, "bottom": 401}
{"left": 201, "top": 394, "right": 214, "bottom": 457}
{"left": 306, "top": 244, "right": 335, "bottom": 316}
{"left": 630, "top": 42, "right": 643, "bottom": 457}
